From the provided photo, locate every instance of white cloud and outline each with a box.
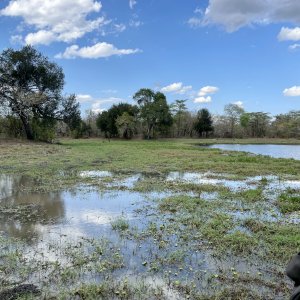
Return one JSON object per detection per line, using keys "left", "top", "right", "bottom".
{"left": 233, "top": 101, "right": 244, "bottom": 108}
{"left": 283, "top": 86, "right": 300, "bottom": 97}
{"left": 91, "top": 97, "right": 127, "bottom": 113}
{"left": 198, "top": 86, "right": 219, "bottom": 96}
{"left": 278, "top": 27, "right": 300, "bottom": 41}
{"left": 10, "top": 34, "right": 23, "bottom": 44}
{"left": 114, "top": 23, "right": 126, "bottom": 33}
{"left": 193, "top": 85, "right": 219, "bottom": 104}
{"left": 161, "top": 82, "right": 182, "bottom": 93}
{"left": 129, "top": 20, "right": 143, "bottom": 28}
{"left": 160, "top": 82, "right": 192, "bottom": 95}
{"left": 194, "top": 96, "right": 212, "bottom": 103}
{"left": 289, "top": 43, "right": 300, "bottom": 51}
{"left": 199, "top": 0, "right": 300, "bottom": 32}
{"left": 129, "top": 0, "right": 137, "bottom": 9}
{"left": 187, "top": 17, "right": 203, "bottom": 28}
{"left": 77, "top": 94, "right": 126, "bottom": 113}
{"left": 1, "top": 0, "right": 105, "bottom": 45}
{"left": 77, "top": 94, "right": 93, "bottom": 103}
{"left": 55, "top": 42, "right": 141, "bottom": 59}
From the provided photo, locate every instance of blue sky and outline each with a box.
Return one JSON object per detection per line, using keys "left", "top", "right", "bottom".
{"left": 0, "top": 0, "right": 300, "bottom": 116}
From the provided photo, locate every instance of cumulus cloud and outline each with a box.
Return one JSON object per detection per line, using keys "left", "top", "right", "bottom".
{"left": 91, "top": 97, "right": 127, "bottom": 113}
{"left": 278, "top": 27, "right": 300, "bottom": 41}
{"left": 194, "top": 96, "right": 212, "bottom": 103}
{"left": 160, "top": 82, "right": 192, "bottom": 95}
{"left": 289, "top": 43, "right": 300, "bottom": 51}
{"left": 55, "top": 42, "right": 141, "bottom": 59}
{"left": 76, "top": 94, "right": 126, "bottom": 113}
{"left": 1, "top": 0, "right": 105, "bottom": 45}
{"left": 233, "top": 101, "right": 244, "bottom": 108}
{"left": 129, "top": 0, "right": 137, "bottom": 9}
{"left": 198, "top": 0, "right": 300, "bottom": 32}
{"left": 193, "top": 85, "right": 219, "bottom": 104}
{"left": 77, "top": 94, "right": 93, "bottom": 103}
{"left": 283, "top": 86, "right": 300, "bottom": 97}
{"left": 198, "top": 86, "right": 219, "bottom": 96}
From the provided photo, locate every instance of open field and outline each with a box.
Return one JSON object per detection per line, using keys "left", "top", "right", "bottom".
{"left": 0, "top": 138, "right": 299, "bottom": 299}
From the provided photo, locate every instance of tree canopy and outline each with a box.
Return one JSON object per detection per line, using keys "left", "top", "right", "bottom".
{"left": 133, "top": 89, "right": 172, "bottom": 139}
{"left": 194, "top": 108, "right": 214, "bottom": 137}
{"left": 0, "top": 46, "right": 80, "bottom": 141}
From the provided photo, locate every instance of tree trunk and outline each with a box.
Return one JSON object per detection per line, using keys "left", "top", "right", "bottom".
{"left": 19, "top": 114, "right": 34, "bottom": 140}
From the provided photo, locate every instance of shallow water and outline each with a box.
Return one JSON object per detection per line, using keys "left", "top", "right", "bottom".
{"left": 206, "top": 144, "right": 300, "bottom": 160}
{"left": 0, "top": 172, "right": 296, "bottom": 298}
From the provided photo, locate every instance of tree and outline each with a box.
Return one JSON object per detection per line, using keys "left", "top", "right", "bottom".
{"left": 224, "top": 104, "right": 244, "bottom": 138}
{"left": 96, "top": 103, "right": 138, "bottom": 138}
{"left": 170, "top": 99, "right": 187, "bottom": 137}
{"left": 194, "top": 108, "right": 213, "bottom": 137}
{"left": 116, "top": 112, "right": 136, "bottom": 139}
{"left": 133, "top": 89, "right": 173, "bottom": 139}
{"left": 241, "top": 112, "right": 271, "bottom": 137}
{"left": 271, "top": 111, "right": 300, "bottom": 138}
{"left": 0, "top": 46, "right": 80, "bottom": 140}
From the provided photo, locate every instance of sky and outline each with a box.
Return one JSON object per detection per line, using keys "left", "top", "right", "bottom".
{"left": 0, "top": 0, "right": 300, "bottom": 116}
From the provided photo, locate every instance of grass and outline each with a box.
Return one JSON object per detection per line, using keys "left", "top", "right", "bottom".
{"left": 0, "top": 138, "right": 300, "bottom": 192}
{"left": 278, "top": 190, "right": 300, "bottom": 213}
{"left": 0, "top": 138, "right": 300, "bottom": 299}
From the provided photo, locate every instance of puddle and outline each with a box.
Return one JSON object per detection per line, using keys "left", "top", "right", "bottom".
{"left": 205, "top": 144, "right": 300, "bottom": 160}
{"left": 0, "top": 172, "right": 296, "bottom": 298}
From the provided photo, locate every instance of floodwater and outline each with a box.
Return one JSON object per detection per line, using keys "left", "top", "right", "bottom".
{"left": 0, "top": 172, "right": 298, "bottom": 298}
{"left": 206, "top": 144, "right": 300, "bottom": 160}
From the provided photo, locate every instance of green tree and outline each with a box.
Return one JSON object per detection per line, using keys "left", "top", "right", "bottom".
{"left": 271, "top": 111, "right": 300, "bottom": 138}
{"left": 224, "top": 104, "right": 244, "bottom": 138}
{"left": 0, "top": 46, "right": 80, "bottom": 141}
{"left": 133, "top": 89, "right": 173, "bottom": 139}
{"left": 241, "top": 112, "right": 271, "bottom": 137}
{"left": 116, "top": 112, "right": 136, "bottom": 139}
{"left": 96, "top": 103, "right": 138, "bottom": 138}
{"left": 194, "top": 108, "right": 214, "bottom": 138}
{"left": 170, "top": 99, "right": 187, "bottom": 137}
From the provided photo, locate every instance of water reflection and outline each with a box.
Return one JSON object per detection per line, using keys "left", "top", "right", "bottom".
{"left": 0, "top": 175, "right": 65, "bottom": 241}
{"left": 206, "top": 144, "right": 300, "bottom": 160}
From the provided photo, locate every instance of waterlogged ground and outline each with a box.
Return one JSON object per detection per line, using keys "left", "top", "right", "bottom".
{"left": 206, "top": 144, "right": 300, "bottom": 160}
{"left": 0, "top": 169, "right": 300, "bottom": 299}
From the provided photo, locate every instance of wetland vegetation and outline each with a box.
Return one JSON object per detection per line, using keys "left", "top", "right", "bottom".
{"left": 0, "top": 138, "right": 299, "bottom": 299}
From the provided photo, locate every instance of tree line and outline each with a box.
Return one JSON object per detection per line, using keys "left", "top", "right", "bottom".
{"left": 0, "top": 46, "right": 299, "bottom": 141}
{"left": 92, "top": 100, "right": 300, "bottom": 139}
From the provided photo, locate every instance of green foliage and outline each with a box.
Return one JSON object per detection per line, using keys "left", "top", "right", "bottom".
{"left": 116, "top": 112, "right": 136, "bottom": 139}
{"left": 0, "top": 46, "right": 80, "bottom": 141}
{"left": 278, "top": 190, "right": 300, "bottom": 213}
{"left": 31, "top": 117, "right": 56, "bottom": 142}
{"left": 194, "top": 108, "right": 213, "bottom": 137}
{"left": 0, "top": 116, "right": 24, "bottom": 138}
{"left": 133, "top": 88, "right": 173, "bottom": 139}
{"left": 96, "top": 103, "right": 138, "bottom": 138}
{"left": 240, "top": 112, "right": 271, "bottom": 137}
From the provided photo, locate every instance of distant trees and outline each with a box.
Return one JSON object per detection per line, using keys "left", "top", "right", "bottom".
{"left": 96, "top": 103, "right": 138, "bottom": 138}
{"left": 0, "top": 46, "right": 80, "bottom": 141}
{"left": 194, "top": 108, "right": 214, "bottom": 137}
{"left": 271, "top": 111, "right": 300, "bottom": 138}
{"left": 133, "top": 89, "right": 172, "bottom": 139}
{"left": 171, "top": 100, "right": 188, "bottom": 137}
{"left": 240, "top": 112, "right": 271, "bottom": 137}
{"left": 224, "top": 104, "right": 245, "bottom": 138}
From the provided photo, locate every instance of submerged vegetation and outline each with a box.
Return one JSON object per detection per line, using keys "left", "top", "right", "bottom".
{"left": 0, "top": 139, "right": 299, "bottom": 299}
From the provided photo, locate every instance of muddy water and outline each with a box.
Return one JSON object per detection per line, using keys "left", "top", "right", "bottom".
{"left": 206, "top": 144, "right": 300, "bottom": 160}
{"left": 0, "top": 172, "right": 298, "bottom": 298}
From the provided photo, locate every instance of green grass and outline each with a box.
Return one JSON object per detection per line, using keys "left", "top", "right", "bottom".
{"left": 278, "top": 190, "right": 300, "bottom": 213}
{"left": 0, "top": 138, "right": 300, "bottom": 299}
{"left": 1, "top": 138, "right": 300, "bottom": 192}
